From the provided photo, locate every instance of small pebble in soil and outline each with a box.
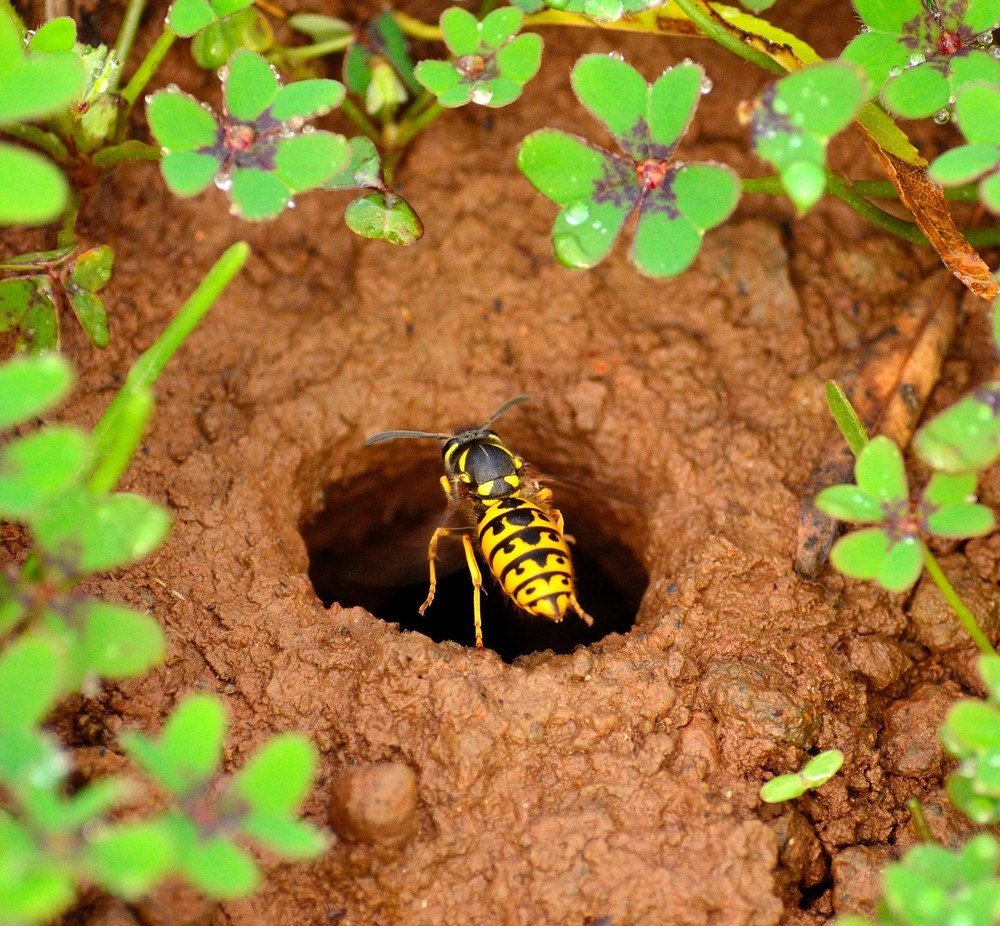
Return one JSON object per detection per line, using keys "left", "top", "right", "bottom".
{"left": 832, "top": 845, "right": 894, "bottom": 919}
{"left": 329, "top": 761, "right": 419, "bottom": 847}
{"left": 880, "top": 683, "right": 958, "bottom": 778}
{"left": 847, "top": 635, "right": 911, "bottom": 690}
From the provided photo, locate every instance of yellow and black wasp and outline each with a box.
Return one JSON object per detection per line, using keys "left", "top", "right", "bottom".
{"left": 364, "top": 396, "right": 593, "bottom": 649}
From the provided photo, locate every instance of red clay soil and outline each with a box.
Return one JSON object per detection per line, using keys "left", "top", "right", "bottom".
{"left": 15, "top": 0, "right": 1000, "bottom": 923}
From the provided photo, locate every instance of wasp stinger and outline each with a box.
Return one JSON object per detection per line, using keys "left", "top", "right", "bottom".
{"left": 364, "top": 396, "right": 593, "bottom": 649}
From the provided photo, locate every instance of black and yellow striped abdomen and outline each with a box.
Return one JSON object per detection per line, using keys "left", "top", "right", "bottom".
{"left": 477, "top": 495, "right": 576, "bottom": 620}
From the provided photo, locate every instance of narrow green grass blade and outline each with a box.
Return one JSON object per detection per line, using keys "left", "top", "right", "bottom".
{"left": 825, "top": 380, "right": 868, "bottom": 456}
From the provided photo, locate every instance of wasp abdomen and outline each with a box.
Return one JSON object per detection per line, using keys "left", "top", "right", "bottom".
{"left": 478, "top": 497, "right": 577, "bottom": 621}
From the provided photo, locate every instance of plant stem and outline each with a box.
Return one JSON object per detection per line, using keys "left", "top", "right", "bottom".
{"left": 825, "top": 172, "right": 927, "bottom": 245}
{"left": 391, "top": 10, "right": 442, "bottom": 40}
{"left": 966, "top": 227, "right": 1000, "bottom": 247}
{"left": 341, "top": 97, "right": 380, "bottom": 144}
{"left": 56, "top": 191, "right": 79, "bottom": 249}
{"left": 923, "top": 547, "right": 997, "bottom": 658}
{"left": 277, "top": 34, "right": 353, "bottom": 63}
{"left": 393, "top": 101, "right": 444, "bottom": 150}
{"left": 0, "top": 125, "right": 70, "bottom": 164}
{"left": 90, "top": 242, "right": 251, "bottom": 485}
{"left": 907, "top": 798, "right": 935, "bottom": 843}
{"left": 743, "top": 176, "right": 978, "bottom": 202}
{"left": 113, "top": 0, "right": 149, "bottom": 82}
{"left": 121, "top": 28, "right": 177, "bottom": 109}
{"left": 671, "top": 0, "right": 785, "bottom": 74}
{"left": 91, "top": 140, "right": 162, "bottom": 168}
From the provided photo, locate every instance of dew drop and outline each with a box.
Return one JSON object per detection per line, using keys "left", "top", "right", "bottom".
{"left": 165, "top": 83, "right": 181, "bottom": 93}
{"left": 607, "top": 50, "right": 625, "bottom": 61}
{"left": 888, "top": 65, "right": 903, "bottom": 77}
{"left": 287, "top": 198, "right": 296, "bottom": 209}
{"left": 215, "top": 173, "right": 234, "bottom": 192}
{"left": 991, "top": 45, "right": 1000, "bottom": 57}
{"left": 470, "top": 81, "right": 493, "bottom": 105}
{"left": 933, "top": 108, "right": 950, "bottom": 124}
{"left": 979, "top": 30, "right": 995, "bottom": 45}
{"left": 564, "top": 202, "right": 590, "bottom": 226}
{"left": 700, "top": 76, "right": 713, "bottom": 94}
{"left": 908, "top": 51, "right": 925, "bottom": 65}
{"left": 217, "top": 67, "right": 229, "bottom": 83}
{"left": 859, "top": 24, "right": 871, "bottom": 33}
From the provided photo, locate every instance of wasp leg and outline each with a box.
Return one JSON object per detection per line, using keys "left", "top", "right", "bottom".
{"left": 569, "top": 594, "right": 594, "bottom": 627}
{"left": 459, "top": 534, "right": 486, "bottom": 648}
{"left": 419, "top": 526, "right": 472, "bottom": 618}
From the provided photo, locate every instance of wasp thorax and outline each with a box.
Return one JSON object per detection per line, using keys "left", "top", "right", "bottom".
{"left": 446, "top": 435, "right": 521, "bottom": 499}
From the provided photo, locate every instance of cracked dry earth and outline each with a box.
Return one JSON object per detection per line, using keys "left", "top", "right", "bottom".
{"left": 26, "top": 3, "right": 1000, "bottom": 924}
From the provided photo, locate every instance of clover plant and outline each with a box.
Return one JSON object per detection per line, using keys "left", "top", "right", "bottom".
{"left": 0, "top": 245, "right": 329, "bottom": 921}
{"left": 749, "top": 61, "right": 866, "bottom": 211}
{"left": 147, "top": 50, "right": 347, "bottom": 220}
{"left": 0, "top": 245, "right": 113, "bottom": 351}
{"left": 518, "top": 55, "right": 740, "bottom": 277}
{"left": 815, "top": 436, "right": 995, "bottom": 593}
{"left": 840, "top": 0, "right": 1000, "bottom": 119}
{"left": 940, "top": 655, "right": 1000, "bottom": 825}
{"left": 759, "top": 750, "right": 844, "bottom": 803}
{"left": 838, "top": 834, "right": 1000, "bottom": 926}
{"left": 414, "top": 7, "right": 542, "bottom": 108}
{"left": 929, "top": 82, "right": 1000, "bottom": 213}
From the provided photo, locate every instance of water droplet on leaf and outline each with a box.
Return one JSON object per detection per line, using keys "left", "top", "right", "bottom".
{"left": 564, "top": 202, "right": 590, "bottom": 226}
{"left": 978, "top": 31, "right": 995, "bottom": 45}
{"left": 933, "top": 108, "right": 951, "bottom": 124}
{"left": 470, "top": 81, "right": 493, "bottom": 105}
{"left": 700, "top": 76, "right": 713, "bottom": 94}
{"left": 215, "top": 173, "right": 234, "bottom": 191}
{"left": 909, "top": 51, "right": 925, "bottom": 65}
{"left": 607, "top": 51, "right": 625, "bottom": 61}
{"left": 888, "top": 65, "right": 903, "bottom": 77}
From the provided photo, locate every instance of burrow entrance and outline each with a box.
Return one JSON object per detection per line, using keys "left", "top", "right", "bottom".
{"left": 301, "top": 454, "right": 648, "bottom": 663}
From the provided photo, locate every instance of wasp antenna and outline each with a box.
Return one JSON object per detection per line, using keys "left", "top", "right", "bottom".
{"left": 481, "top": 395, "right": 530, "bottom": 428}
{"left": 363, "top": 429, "right": 452, "bottom": 446}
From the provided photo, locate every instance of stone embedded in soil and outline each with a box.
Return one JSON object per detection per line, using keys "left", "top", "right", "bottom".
{"left": 329, "top": 761, "right": 419, "bottom": 846}
{"left": 909, "top": 554, "right": 1000, "bottom": 652}
{"left": 768, "top": 809, "right": 826, "bottom": 889}
{"left": 832, "top": 845, "right": 895, "bottom": 919}
{"left": 704, "top": 661, "right": 820, "bottom": 749}
{"left": 880, "top": 683, "right": 960, "bottom": 778}
{"left": 846, "top": 635, "right": 911, "bottom": 690}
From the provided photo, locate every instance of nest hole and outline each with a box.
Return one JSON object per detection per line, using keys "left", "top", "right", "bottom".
{"left": 301, "top": 455, "right": 648, "bottom": 663}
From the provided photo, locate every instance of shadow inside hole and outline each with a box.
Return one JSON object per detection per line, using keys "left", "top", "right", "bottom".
{"left": 302, "top": 459, "right": 648, "bottom": 663}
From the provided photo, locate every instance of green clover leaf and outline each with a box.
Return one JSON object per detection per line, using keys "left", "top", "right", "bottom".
{"left": 915, "top": 381, "right": 1000, "bottom": 473}
{"left": 414, "top": 6, "right": 542, "bottom": 108}
{"left": 147, "top": 50, "right": 348, "bottom": 221}
{"left": 518, "top": 55, "right": 739, "bottom": 277}
{"left": 841, "top": 0, "right": 1000, "bottom": 119}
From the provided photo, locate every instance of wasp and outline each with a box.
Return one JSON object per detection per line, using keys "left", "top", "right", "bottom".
{"left": 364, "top": 396, "right": 593, "bottom": 649}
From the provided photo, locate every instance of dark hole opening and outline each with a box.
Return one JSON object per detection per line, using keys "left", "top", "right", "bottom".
{"left": 301, "top": 457, "right": 648, "bottom": 663}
